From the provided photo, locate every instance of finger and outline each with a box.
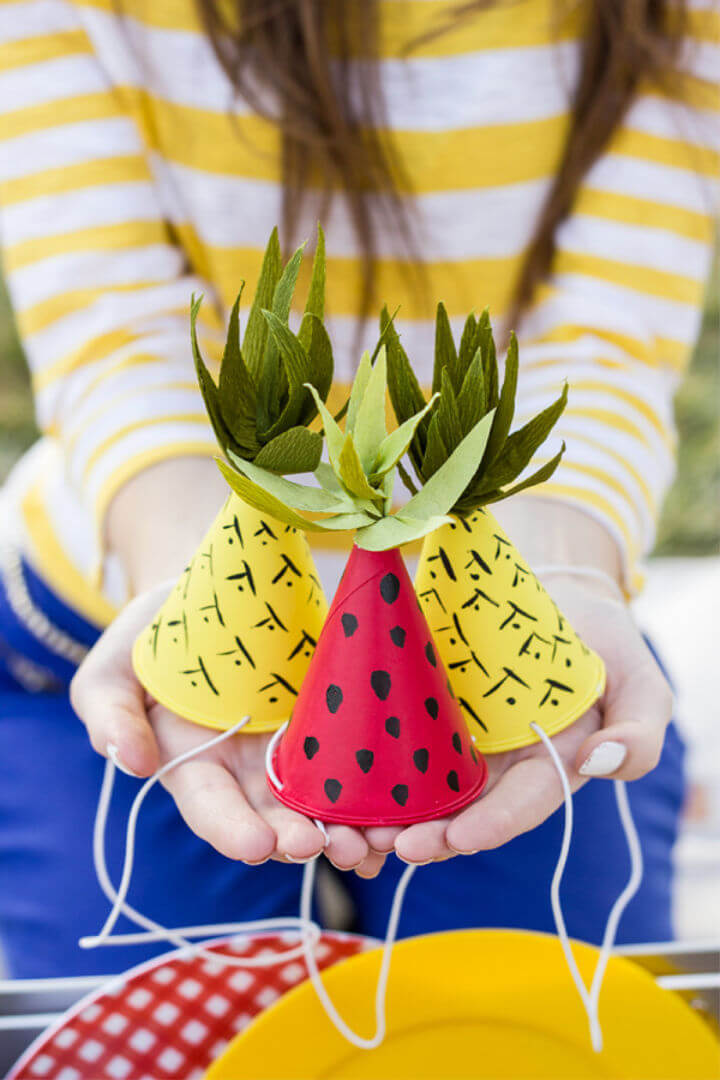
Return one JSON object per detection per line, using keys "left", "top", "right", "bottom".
{"left": 251, "top": 800, "right": 326, "bottom": 863}
{"left": 363, "top": 826, "right": 403, "bottom": 853}
{"left": 162, "top": 759, "right": 276, "bottom": 863}
{"left": 324, "top": 825, "right": 369, "bottom": 871}
{"left": 577, "top": 652, "right": 673, "bottom": 781}
{"left": 446, "top": 755, "right": 576, "bottom": 854}
{"left": 353, "top": 851, "right": 387, "bottom": 879}
{"left": 394, "top": 818, "right": 452, "bottom": 864}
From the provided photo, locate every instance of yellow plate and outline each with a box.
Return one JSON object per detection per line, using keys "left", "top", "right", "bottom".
{"left": 205, "top": 929, "right": 718, "bottom": 1079}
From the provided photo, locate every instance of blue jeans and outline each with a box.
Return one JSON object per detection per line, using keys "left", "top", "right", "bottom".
{"left": 0, "top": 556, "right": 686, "bottom": 977}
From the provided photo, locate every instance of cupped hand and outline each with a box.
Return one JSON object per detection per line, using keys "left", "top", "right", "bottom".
{"left": 70, "top": 583, "right": 384, "bottom": 876}
{"left": 364, "top": 572, "right": 673, "bottom": 864}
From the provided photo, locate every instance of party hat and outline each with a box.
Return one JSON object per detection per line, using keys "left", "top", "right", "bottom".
{"left": 385, "top": 305, "right": 606, "bottom": 754}
{"left": 132, "top": 228, "right": 332, "bottom": 733}
{"left": 222, "top": 346, "right": 489, "bottom": 824}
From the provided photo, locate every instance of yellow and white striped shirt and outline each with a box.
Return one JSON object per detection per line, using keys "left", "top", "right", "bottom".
{"left": 0, "top": 0, "right": 717, "bottom": 623}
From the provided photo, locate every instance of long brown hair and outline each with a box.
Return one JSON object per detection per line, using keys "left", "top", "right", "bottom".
{"left": 198, "top": 0, "right": 689, "bottom": 326}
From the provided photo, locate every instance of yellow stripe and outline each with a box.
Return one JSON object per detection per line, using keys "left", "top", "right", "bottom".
{"left": 21, "top": 482, "right": 119, "bottom": 626}
{"left": 576, "top": 188, "right": 714, "bottom": 245}
{"left": 0, "top": 92, "right": 127, "bottom": 141}
{"left": 66, "top": 379, "right": 201, "bottom": 450}
{"left": 565, "top": 430, "right": 658, "bottom": 513}
{"left": 34, "top": 320, "right": 184, "bottom": 391}
{"left": 18, "top": 280, "right": 171, "bottom": 336}
{"left": 555, "top": 250, "right": 704, "bottom": 305}
{"left": 554, "top": 460, "right": 649, "bottom": 526}
{"left": 613, "top": 125, "right": 719, "bottom": 177}
{"left": 564, "top": 406, "right": 654, "bottom": 449}
{"left": 526, "top": 317, "right": 690, "bottom": 371}
{"left": 0, "top": 156, "right": 150, "bottom": 206}
{"left": 0, "top": 30, "right": 90, "bottom": 71}
{"left": 3, "top": 221, "right": 172, "bottom": 271}
{"left": 562, "top": 379, "right": 674, "bottom": 446}
{"left": 82, "top": 414, "right": 212, "bottom": 479}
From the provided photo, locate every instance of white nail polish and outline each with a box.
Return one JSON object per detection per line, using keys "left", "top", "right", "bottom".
{"left": 107, "top": 742, "right": 141, "bottom": 778}
{"left": 579, "top": 741, "right": 627, "bottom": 777}
{"left": 285, "top": 854, "right": 316, "bottom": 864}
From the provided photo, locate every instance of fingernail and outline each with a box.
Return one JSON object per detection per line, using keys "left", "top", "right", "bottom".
{"left": 285, "top": 854, "right": 316, "bottom": 864}
{"left": 579, "top": 741, "right": 627, "bottom": 777}
{"left": 107, "top": 742, "right": 141, "bottom": 778}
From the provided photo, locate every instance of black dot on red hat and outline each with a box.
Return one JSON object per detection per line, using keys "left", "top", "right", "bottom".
{"left": 389, "top": 626, "right": 406, "bottom": 648}
{"left": 470, "top": 744, "right": 478, "bottom": 764}
{"left": 424, "top": 697, "right": 439, "bottom": 719}
{"left": 452, "top": 732, "right": 462, "bottom": 754}
{"left": 391, "top": 784, "right": 409, "bottom": 806}
{"left": 326, "top": 685, "right": 343, "bottom": 713}
{"left": 304, "top": 736, "right": 319, "bottom": 760}
{"left": 447, "top": 770, "right": 460, "bottom": 793}
{"left": 425, "top": 642, "right": 437, "bottom": 667}
{"left": 371, "top": 670, "right": 392, "bottom": 700}
{"left": 385, "top": 716, "right": 400, "bottom": 738}
{"left": 355, "top": 749, "right": 374, "bottom": 774}
{"left": 324, "top": 778, "right": 342, "bottom": 803}
{"left": 413, "top": 748, "right": 429, "bottom": 773}
{"left": 341, "top": 613, "right": 358, "bottom": 638}
{"left": 379, "top": 573, "right": 400, "bottom": 604}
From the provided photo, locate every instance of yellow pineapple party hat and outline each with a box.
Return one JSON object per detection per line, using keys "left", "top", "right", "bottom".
{"left": 132, "top": 228, "right": 332, "bottom": 733}
{"left": 385, "top": 305, "right": 606, "bottom": 754}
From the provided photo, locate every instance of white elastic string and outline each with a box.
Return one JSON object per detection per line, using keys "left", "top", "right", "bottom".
{"left": 80, "top": 717, "right": 321, "bottom": 966}
{"left": 529, "top": 721, "right": 644, "bottom": 1053}
{"left": 299, "top": 857, "right": 416, "bottom": 1050}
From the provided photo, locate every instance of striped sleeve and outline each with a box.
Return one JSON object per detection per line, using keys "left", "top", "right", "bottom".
{"left": 515, "top": 16, "right": 718, "bottom": 591}
{"left": 0, "top": 0, "right": 220, "bottom": 558}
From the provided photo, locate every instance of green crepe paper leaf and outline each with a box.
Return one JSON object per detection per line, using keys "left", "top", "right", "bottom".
{"left": 298, "top": 316, "right": 333, "bottom": 427}
{"left": 297, "top": 224, "right": 325, "bottom": 351}
{"left": 347, "top": 350, "right": 373, "bottom": 434}
{"left": 338, "top": 434, "right": 384, "bottom": 503}
{"left": 217, "top": 288, "right": 261, "bottom": 452}
{"left": 253, "top": 427, "right": 323, "bottom": 473}
{"left": 217, "top": 460, "right": 323, "bottom": 532}
{"left": 383, "top": 307, "right": 429, "bottom": 475}
{"left": 435, "top": 369, "right": 464, "bottom": 455}
{"left": 480, "top": 443, "right": 566, "bottom": 505}
{"left": 432, "top": 302, "right": 461, "bottom": 396}
{"left": 397, "top": 460, "right": 418, "bottom": 496}
{"left": 481, "top": 331, "right": 518, "bottom": 470}
{"left": 456, "top": 347, "right": 487, "bottom": 433}
{"left": 401, "top": 408, "right": 496, "bottom": 523}
{"left": 262, "top": 309, "right": 312, "bottom": 389}
{"left": 315, "top": 461, "right": 344, "bottom": 497}
{"left": 271, "top": 241, "right": 306, "bottom": 322}
{"left": 371, "top": 304, "right": 401, "bottom": 364}
{"left": 477, "top": 309, "right": 498, "bottom": 408}
{"left": 304, "top": 383, "right": 346, "bottom": 476}
{"left": 256, "top": 241, "right": 307, "bottom": 426}
{"left": 353, "top": 346, "right": 389, "bottom": 471}
{"left": 357, "top": 512, "right": 453, "bottom": 551}
{"left": 381, "top": 466, "right": 395, "bottom": 513}
{"left": 191, "top": 295, "right": 251, "bottom": 458}
{"left": 458, "top": 312, "right": 478, "bottom": 376}
{"left": 227, "top": 451, "right": 352, "bottom": 514}
{"left": 476, "top": 382, "right": 569, "bottom": 493}
{"left": 260, "top": 384, "right": 307, "bottom": 444}
{"left": 422, "top": 413, "right": 450, "bottom": 478}
{"left": 243, "top": 228, "right": 282, "bottom": 381}
{"left": 371, "top": 393, "right": 438, "bottom": 478}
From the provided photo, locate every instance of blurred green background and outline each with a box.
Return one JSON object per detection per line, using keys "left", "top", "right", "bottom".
{"left": 0, "top": 267, "right": 717, "bottom": 554}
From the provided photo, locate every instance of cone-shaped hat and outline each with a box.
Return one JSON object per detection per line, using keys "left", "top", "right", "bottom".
{"left": 133, "top": 493, "right": 327, "bottom": 733}
{"left": 133, "top": 227, "right": 335, "bottom": 733}
{"left": 416, "top": 511, "right": 605, "bottom": 753}
{"left": 384, "top": 303, "right": 605, "bottom": 753}
{"left": 269, "top": 546, "right": 486, "bottom": 824}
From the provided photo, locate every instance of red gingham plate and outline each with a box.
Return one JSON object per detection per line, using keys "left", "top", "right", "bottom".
{"left": 8, "top": 933, "right": 372, "bottom": 1080}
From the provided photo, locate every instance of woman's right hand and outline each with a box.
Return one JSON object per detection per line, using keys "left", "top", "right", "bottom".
{"left": 70, "top": 583, "right": 386, "bottom": 877}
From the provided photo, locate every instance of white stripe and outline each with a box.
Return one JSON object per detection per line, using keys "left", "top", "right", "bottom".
{"left": 85, "top": 420, "right": 216, "bottom": 509}
{"left": 0, "top": 54, "right": 110, "bottom": 113}
{"left": 543, "top": 434, "right": 661, "bottom": 523}
{"left": 11, "top": 246, "right": 184, "bottom": 310}
{"left": 1, "top": 181, "right": 161, "bottom": 245}
{"left": 151, "top": 156, "right": 550, "bottom": 260}
{"left": 680, "top": 39, "right": 720, "bottom": 83}
{"left": 0, "top": 117, "right": 142, "bottom": 182}
{"left": 625, "top": 94, "right": 719, "bottom": 152}
{"left": 585, "top": 153, "right": 717, "bottom": 216}
{"left": 557, "top": 214, "right": 710, "bottom": 280}
{"left": 0, "top": 1, "right": 79, "bottom": 45}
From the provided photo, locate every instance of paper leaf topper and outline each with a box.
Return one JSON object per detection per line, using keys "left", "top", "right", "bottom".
{"left": 383, "top": 304, "right": 568, "bottom": 515}
{"left": 192, "top": 225, "right": 332, "bottom": 476}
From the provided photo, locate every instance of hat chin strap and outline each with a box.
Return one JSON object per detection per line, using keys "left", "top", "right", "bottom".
{"left": 81, "top": 718, "right": 642, "bottom": 1055}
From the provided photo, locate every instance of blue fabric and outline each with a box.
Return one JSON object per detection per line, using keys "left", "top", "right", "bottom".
{"left": 0, "top": 566, "right": 686, "bottom": 977}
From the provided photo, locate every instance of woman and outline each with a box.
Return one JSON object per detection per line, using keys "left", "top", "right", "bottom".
{"left": 0, "top": 0, "right": 716, "bottom": 976}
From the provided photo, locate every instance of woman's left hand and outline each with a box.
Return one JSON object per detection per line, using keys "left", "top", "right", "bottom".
{"left": 364, "top": 569, "right": 673, "bottom": 864}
